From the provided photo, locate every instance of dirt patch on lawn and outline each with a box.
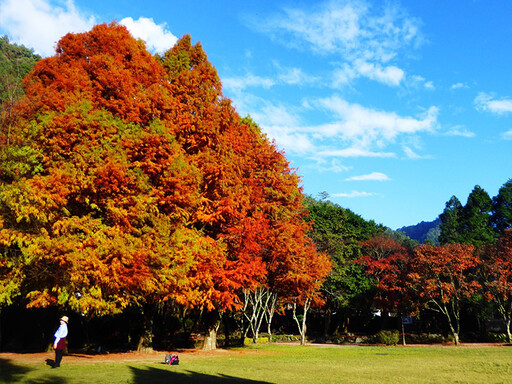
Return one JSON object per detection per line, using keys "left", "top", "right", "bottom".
{"left": 0, "top": 347, "right": 260, "bottom": 366}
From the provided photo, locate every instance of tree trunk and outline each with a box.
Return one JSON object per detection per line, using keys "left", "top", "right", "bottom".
{"left": 292, "top": 298, "right": 311, "bottom": 346}
{"left": 323, "top": 309, "right": 331, "bottom": 341}
{"left": 202, "top": 311, "right": 221, "bottom": 351}
{"left": 137, "top": 310, "right": 154, "bottom": 353}
{"left": 505, "top": 318, "right": 511, "bottom": 344}
{"left": 265, "top": 292, "right": 277, "bottom": 343}
{"left": 243, "top": 288, "right": 271, "bottom": 344}
{"left": 202, "top": 327, "right": 218, "bottom": 351}
{"left": 401, "top": 316, "right": 406, "bottom": 346}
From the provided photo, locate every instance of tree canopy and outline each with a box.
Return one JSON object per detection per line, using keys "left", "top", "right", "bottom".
{"left": 0, "top": 23, "right": 330, "bottom": 330}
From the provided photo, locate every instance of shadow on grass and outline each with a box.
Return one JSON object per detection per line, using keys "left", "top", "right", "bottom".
{"left": 0, "top": 358, "right": 66, "bottom": 384}
{"left": 130, "top": 365, "right": 271, "bottom": 384}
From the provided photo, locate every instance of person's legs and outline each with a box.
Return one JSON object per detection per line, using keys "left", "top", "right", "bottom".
{"left": 54, "top": 349, "right": 63, "bottom": 367}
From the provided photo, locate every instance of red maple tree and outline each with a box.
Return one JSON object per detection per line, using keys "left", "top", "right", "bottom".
{"left": 483, "top": 228, "right": 512, "bottom": 342}
{"left": 408, "top": 243, "right": 479, "bottom": 345}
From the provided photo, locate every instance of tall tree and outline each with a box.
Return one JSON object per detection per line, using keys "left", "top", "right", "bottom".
{"left": 458, "top": 185, "right": 496, "bottom": 246}
{"left": 0, "top": 22, "right": 204, "bottom": 321}
{"left": 304, "top": 196, "right": 382, "bottom": 336}
{"left": 408, "top": 244, "right": 479, "bottom": 345}
{"left": 492, "top": 179, "right": 512, "bottom": 234}
{"left": 439, "top": 196, "right": 463, "bottom": 244}
{"left": 159, "top": 40, "right": 331, "bottom": 348}
{"left": 0, "top": 24, "right": 215, "bottom": 350}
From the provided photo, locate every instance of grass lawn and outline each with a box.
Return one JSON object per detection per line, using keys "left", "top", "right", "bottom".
{"left": 1, "top": 344, "right": 511, "bottom": 384}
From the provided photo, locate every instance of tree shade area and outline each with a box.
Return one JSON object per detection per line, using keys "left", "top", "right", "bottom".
{"left": 1, "top": 25, "right": 512, "bottom": 352}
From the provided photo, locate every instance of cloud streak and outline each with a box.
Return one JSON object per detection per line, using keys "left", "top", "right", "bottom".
{"left": 346, "top": 172, "right": 391, "bottom": 181}
{"left": 331, "top": 191, "right": 376, "bottom": 198}
{"left": 475, "top": 92, "right": 512, "bottom": 115}
{"left": 310, "top": 96, "right": 438, "bottom": 148}
{"left": 251, "top": 0, "right": 422, "bottom": 87}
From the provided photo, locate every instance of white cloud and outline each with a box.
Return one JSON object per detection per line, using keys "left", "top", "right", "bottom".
{"left": 333, "top": 60, "right": 404, "bottom": 87}
{"left": 402, "top": 146, "right": 423, "bottom": 159}
{"left": 451, "top": 82, "right": 468, "bottom": 90}
{"left": 318, "top": 148, "right": 395, "bottom": 158}
{"left": 354, "top": 60, "right": 404, "bottom": 86}
{"left": 475, "top": 92, "right": 512, "bottom": 115}
{"left": 445, "top": 125, "right": 475, "bottom": 138}
{"left": 346, "top": 172, "right": 391, "bottom": 181}
{"left": 277, "top": 67, "right": 318, "bottom": 86}
{"left": 252, "top": 0, "right": 422, "bottom": 87}
{"left": 332, "top": 190, "right": 375, "bottom": 198}
{"left": 424, "top": 81, "right": 435, "bottom": 90}
{"left": 258, "top": 0, "right": 421, "bottom": 59}
{"left": 222, "top": 74, "right": 276, "bottom": 92}
{"left": 228, "top": 92, "right": 438, "bottom": 159}
{"left": 408, "top": 75, "right": 434, "bottom": 90}
{"left": 120, "top": 17, "right": 177, "bottom": 54}
{"left": 310, "top": 159, "right": 351, "bottom": 173}
{"left": 223, "top": 66, "right": 317, "bottom": 93}
{"left": 312, "top": 96, "right": 438, "bottom": 148}
{"left": 248, "top": 103, "right": 316, "bottom": 154}
{"left": 0, "top": 0, "right": 95, "bottom": 56}
{"left": 502, "top": 129, "right": 512, "bottom": 140}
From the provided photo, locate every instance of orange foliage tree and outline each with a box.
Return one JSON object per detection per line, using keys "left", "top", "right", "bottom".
{"left": 0, "top": 24, "right": 330, "bottom": 350}
{"left": 408, "top": 243, "right": 479, "bottom": 345}
{"left": 358, "top": 234, "right": 412, "bottom": 344}
{"left": 0, "top": 25, "right": 204, "bottom": 352}
{"left": 482, "top": 228, "right": 512, "bottom": 342}
{"left": 158, "top": 37, "right": 330, "bottom": 347}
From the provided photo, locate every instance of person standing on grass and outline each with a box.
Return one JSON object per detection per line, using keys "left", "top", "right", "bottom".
{"left": 53, "top": 316, "right": 68, "bottom": 368}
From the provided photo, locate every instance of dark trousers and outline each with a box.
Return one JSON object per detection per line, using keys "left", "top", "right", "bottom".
{"left": 54, "top": 349, "right": 63, "bottom": 367}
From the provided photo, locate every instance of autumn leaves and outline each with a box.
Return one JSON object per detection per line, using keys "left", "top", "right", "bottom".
{"left": 0, "top": 23, "right": 330, "bottom": 327}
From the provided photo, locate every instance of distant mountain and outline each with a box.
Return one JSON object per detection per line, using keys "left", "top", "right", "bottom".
{"left": 397, "top": 217, "right": 441, "bottom": 245}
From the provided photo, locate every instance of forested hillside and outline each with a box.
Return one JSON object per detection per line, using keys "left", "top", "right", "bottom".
{"left": 0, "top": 36, "right": 41, "bottom": 130}
{"left": 397, "top": 218, "right": 441, "bottom": 245}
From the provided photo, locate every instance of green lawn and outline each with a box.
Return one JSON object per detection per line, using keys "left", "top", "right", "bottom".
{"left": 1, "top": 344, "right": 512, "bottom": 384}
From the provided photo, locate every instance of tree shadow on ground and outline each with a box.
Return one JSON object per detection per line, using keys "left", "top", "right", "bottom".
{"left": 130, "top": 365, "right": 272, "bottom": 384}
{"left": 0, "top": 358, "right": 66, "bottom": 384}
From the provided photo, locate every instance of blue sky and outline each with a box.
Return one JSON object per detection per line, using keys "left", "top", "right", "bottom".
{"left": 1, "top": 0, "right": 512, "bottom": 229}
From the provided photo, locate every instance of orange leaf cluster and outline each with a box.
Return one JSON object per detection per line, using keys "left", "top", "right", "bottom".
{"left": 0, "top": 23, "right": 330, "bottom": 315}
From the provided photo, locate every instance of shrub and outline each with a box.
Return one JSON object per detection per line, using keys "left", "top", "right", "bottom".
{"left": 244, "top": 337, "right": 269, "bottom": 345}
{"left": 375, "top": 330, "right": 399, "bottom": 345}
{"left": 405, "top": 333, "right": 444, "bottom": 344}
{"left": 271, "top": 334, "right": 301, "bottom": 343}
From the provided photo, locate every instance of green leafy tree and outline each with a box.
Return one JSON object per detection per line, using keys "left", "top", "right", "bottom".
{"left": 439, "top": 196, "right": 463, "bottom": 244}
{"left": 304, "top": 195, "right": 383, "bottom": 335}
{"left": 0, "top": 36, "right": 41, "bottom": 139}
{"left": 492, "top": 179, "right": 512, "bottom": 234}
{"left": 459, "top": 185, "right": 496, "bottom": 246}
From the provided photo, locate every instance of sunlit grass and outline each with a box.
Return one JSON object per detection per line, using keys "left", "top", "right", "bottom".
{"left": 1, "top": 344, "right": 511, "bottom": 384}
